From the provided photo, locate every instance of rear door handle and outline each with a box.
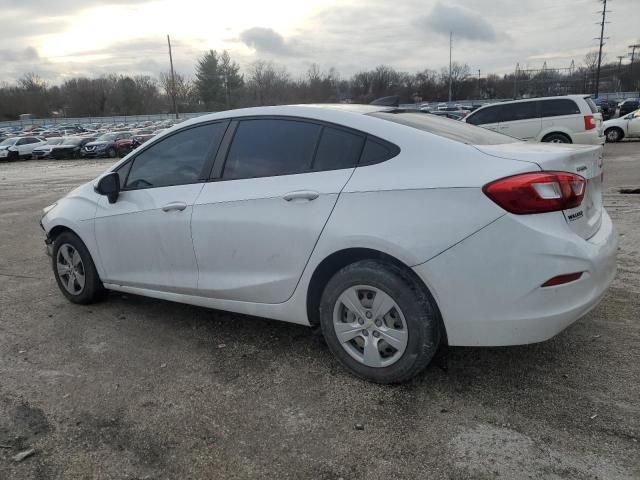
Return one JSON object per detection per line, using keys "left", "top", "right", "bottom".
{"left": 161, "top": 201, "right": 187, "bottom": 212}
{"left": 283, "top": 190, "right": 319, "bottom": 202}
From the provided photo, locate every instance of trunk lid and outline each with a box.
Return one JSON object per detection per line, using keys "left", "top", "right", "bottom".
{"left": 475, "top": 142, "right": 604, "bottom": 239}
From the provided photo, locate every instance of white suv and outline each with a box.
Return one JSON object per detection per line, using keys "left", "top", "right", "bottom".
{"left": 0, "top": 136, "right": 46, "bottom": 160}
{"left": 465, "top": 95, "right": 604, "bottom": 145}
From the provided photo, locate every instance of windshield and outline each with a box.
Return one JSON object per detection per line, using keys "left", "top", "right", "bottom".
{"left": 97, "top": 133, "right": 117, "bottom": 141}
{"left": 369, "top": 111, "right": 520, "bottom": 145}
{"left": 62, "top": 137, "right": 83, "bottom": 145}
{"left": 0, "top": 138, "right": 17, "bottom": 146}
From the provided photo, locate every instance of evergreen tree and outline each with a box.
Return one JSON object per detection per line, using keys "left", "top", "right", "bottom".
{"left": 219, "top": 50, "right": 244, "bottom": 108}
{"left": 194, "top": 50, "right": 223, "bottom": 109}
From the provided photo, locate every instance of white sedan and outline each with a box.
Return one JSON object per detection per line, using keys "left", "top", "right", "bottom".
{"left": 41, "top": 105, "right": 618, "bottom": 383}
{"left": 603, "top": 108, "right": 640, "bottom": 142}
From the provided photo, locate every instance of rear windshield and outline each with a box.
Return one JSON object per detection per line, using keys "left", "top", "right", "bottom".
{"left": 584, "top": 97, "right": 598, "bottom": 114}
{"left": 369, "top": 111, "right": 520, "bottom": 145}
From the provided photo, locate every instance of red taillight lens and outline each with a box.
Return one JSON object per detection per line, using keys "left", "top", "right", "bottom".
{"left": 584, "top": 114, "right": 596, "bottom": 130}
{"left": 541, "top": 272, "right": 583, "bottom": 287}
{"left": 483, "top": 171, "right": 586, "bottom": 214}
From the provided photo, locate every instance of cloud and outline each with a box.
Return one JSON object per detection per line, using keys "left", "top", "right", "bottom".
{"left": 239, "top": 27, "right": 294, "bottom": 56}
{"left": 0, "top": 47, "right": 40, "bottom": 63}
{"left": 418, "top": 2, "right": 497, "bottom": 42}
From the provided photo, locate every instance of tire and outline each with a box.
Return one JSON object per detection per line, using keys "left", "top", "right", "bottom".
{"left": 541, "top": 133, "right": 571, "bottom": 144}
{"left": 107, "top": 147, "right": 117, "bottom": 158}
{"left": 8, "top": 151, "right": 19, "bottom": 162}
{"left": 605, "top": 127, "right": 623, "bottom": 143}
{"left": 319, "top": 259, "right": 441, "bottom": 384}
{"left": 52, "top": 231, "right": 105, "bottom": 304}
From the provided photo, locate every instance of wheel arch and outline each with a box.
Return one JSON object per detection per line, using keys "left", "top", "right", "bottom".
{"left": 540, "top": 131, "right": 573, "bottom": 143}
{"left": 305, "top": 247, "right": 447, "bottom": 343}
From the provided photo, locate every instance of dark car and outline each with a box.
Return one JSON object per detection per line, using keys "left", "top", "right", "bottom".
{"left": 115, "top": 137, "right": 142, "bottom": 157}
{"left": 594, "top": 98, "right": 614, "bottom": 120}
{"left": 82, "top": 132, "right": 132, "bottom": 158}
{"left": 619, "top": 99, "right": 640, "bottom": 117}
{"left": 50, "top": 137, "right": 96, "bottom": 159}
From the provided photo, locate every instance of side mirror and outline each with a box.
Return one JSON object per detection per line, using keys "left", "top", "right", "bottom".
{"left": 95, "top": 171, "right": 120, "bottom": 204}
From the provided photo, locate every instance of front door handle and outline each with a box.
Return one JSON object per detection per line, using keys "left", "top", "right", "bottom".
{"left": 283, "top": 190, "right": 319, "bottom": 202}
{"left": 161, "top": 201, "right": 187, "bottom": 212}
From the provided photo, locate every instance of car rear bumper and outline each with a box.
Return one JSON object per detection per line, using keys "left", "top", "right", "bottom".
{"left": 413, "top": 210, "right": 618, "bottom": 346}
{"left": 572, "top": 130, "right": 605, "bottom": 145}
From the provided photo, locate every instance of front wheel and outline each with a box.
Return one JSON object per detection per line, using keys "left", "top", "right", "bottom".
{"left": 52, "top": 232, "right": 105, "bottom": 304}
{"left": 605, "top": 127, "right": 623, "bottom": 143}
{"left": 319, "top": 260, "right": 441, "bottom": 384}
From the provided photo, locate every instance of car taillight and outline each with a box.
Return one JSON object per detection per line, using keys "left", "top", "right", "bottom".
{"left": 584, "top": 114, "right": 596, "bottom": 130}
{"left": 483, "top": 171, "right": 586, "bottom": 214}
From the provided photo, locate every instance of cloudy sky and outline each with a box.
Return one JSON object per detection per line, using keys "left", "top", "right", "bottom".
{"left": 1, "top": 0, "right": 639, "bottom": 84}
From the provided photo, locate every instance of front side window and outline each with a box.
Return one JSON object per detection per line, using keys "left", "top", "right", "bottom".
{"left": 313, "top": 127, "right": 364, "bottom": 171}
{"left": 466, "top": 105, "right": 502, "bottom": 125}
{"left": 539, "top": 99, "right": 580, "bottom": 117}
{"left": 501, "top": 101, "right": 538, "bottom": 122}
{"left": 125, "top": 122, "right": 226, "bottom": 189}
{"left": 223, "top": 119, "right": 321, "bottom": 180}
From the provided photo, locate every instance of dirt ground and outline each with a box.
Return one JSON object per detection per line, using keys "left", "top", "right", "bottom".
{"left": 0, "top": 141, "right": 638, "bottom": 479}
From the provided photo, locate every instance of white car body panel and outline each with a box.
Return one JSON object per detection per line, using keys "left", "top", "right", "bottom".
{"left": 192, "top": 169, "right": 353, "bottom": 303}
{"left": 94, "top": 183, "right": 204, "bottom": 292}
{"left": 42, "top": 104, "right": 618, "bottom": 346}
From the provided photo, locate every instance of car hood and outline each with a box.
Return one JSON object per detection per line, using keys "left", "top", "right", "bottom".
{"left": 85, "top": 141, "right": 110, "bottom": 147}
{"left": 0, "top": 145, "right": 13, "bottom": 150}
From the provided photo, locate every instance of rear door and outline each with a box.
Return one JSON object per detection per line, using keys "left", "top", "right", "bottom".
{"left": 192, "top": 118, "right": 364, "bottom": 303}
{"left": 539, "top": 99, "right": 582, "bottom": 138}
{"left": 498, "top": 101, "right": 541, "bottom": 140}
{"left": 626, "top": 110, "right": 640, "bottom": 137}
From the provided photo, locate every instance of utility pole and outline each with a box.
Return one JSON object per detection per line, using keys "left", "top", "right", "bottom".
{"left": 594, "top": 0, "right": 610, "bottom": 98}
{"left": 477, "top": 69, "right": 481, "bottom": 99}
{"left": 616, "top": 55, "right": 625, "bottom": 91}
{"left": 629, "top": 43, "right": 640, "bottom": 90}
{"left": 513, "top": 63, "right": 519, "bottom": 98}
{"left": 448, "top": 31, "right": 453, "bottom": 103}
{"left": 167, "top": 34, "right": 178, "bottom": 119}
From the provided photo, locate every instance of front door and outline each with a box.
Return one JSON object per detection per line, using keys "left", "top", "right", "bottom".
{"left": 94, "top": 121, "right": 228, "bottom": 293}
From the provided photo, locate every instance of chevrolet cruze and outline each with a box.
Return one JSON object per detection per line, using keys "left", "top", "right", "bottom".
{"left": 41, "top": 104, "right": 618, "bottom": 383}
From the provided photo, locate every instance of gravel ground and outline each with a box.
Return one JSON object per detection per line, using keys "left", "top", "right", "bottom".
{"left": 0, "top": 142, "right": 638, "bottom": 479}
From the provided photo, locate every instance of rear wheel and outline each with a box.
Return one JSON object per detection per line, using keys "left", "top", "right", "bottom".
{"left": 52, "top": 232, "right": 105, "bottom": 304}
{"left": 107, "top": 147, "right": 117, "bottom": 158}
{"left": 605, "top": 127, "right": 623, "bottom": 143}
{"left": 542, "top": 132, "right": 571, "bottom": 144}
{"left": 319, "top": 260, "right": 441, "bottom": 384}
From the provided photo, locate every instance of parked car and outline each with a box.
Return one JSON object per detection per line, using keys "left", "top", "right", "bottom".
{"left": 82, "top": 132, "right": 133, "bottom": 158}
{"left": 465, "top": 95, "right": 604, "bottom": 144}
{"left": 31, "top": 137, "right": 65, "bottom": 159}
{"left": 40, "top": 105, "right": 617, "bottom": 383}
{"left": 115, "top": 137, "right": 142, "bottom": 157}
{"left": 594, "top": 98, "right": 614, "bottom": 120}
{"left": 0, "top": 136, "right": 46, "bottom": 161}
{"left": 603, "top": 108, "right": 640, "bottom": 142}
{"left": 618, "top": 99, "right": 640, "bottom": 117}
{"left": 50, "top": 137, "right": 97, "bottom": 159}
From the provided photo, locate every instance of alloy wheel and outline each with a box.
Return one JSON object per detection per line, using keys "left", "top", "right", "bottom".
{"left": 332, "top": 285, "right": 408, "bottom": 368}
{"left": 56, "top": 243, "right": 86, "bottom": 295}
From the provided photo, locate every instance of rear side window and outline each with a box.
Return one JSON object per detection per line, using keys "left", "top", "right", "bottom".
{"left": 313, "top": 127, "right": 364, "bottom": 171}
{"left": 466, "top": 105, "right": 502, "bottom": 125}
{"left": 125, "top": 122, "right": 226, "bottom": 189}
{"left": 359, "top": 137, "right": 399, "bottom": 165}
{"left": 540, "top": 99, "right": 580, "bottom": 117}
{"left": 223, "top": 119, "right": 321, "bottom": 180}
{"left": 583, "top": 97, "right": 598, "bottom": 114}
{"left": 501, "top": 101, "right": 538, "bottom": 122}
